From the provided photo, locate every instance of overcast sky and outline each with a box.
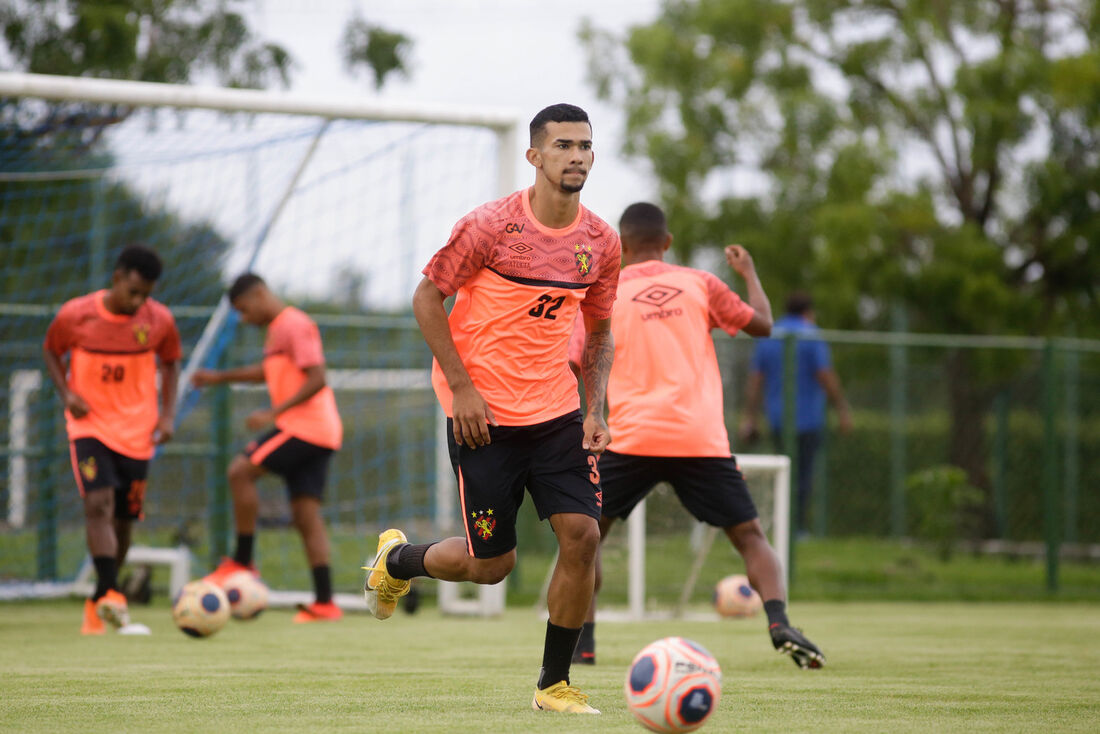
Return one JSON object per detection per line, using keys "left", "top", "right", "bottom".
{"left": 252, "top": 0, "right": 662, "bottom": 225}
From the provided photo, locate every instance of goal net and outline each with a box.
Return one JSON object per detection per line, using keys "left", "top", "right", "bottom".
{"left": 0, "top": 72, "right": 518, "bottom": 609}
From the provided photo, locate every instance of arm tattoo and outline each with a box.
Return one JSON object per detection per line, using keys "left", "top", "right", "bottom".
{"left": 581, "top": 328, "right": 614, "bottom": 416}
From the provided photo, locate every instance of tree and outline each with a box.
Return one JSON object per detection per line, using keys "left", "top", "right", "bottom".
{"left": 342, "top": 16, "right": 412, "bottom": 90}
{"left": 582, "top": 0, "right": 1100, "bottom": 523}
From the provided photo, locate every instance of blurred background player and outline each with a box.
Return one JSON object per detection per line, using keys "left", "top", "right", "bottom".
{"left": 42, "top": 245, "right": 181, "bottom": 635}
{"left": 569, "top": 203, "right": 826, "bottom": 669}
{"left": 191, "top": 274, "right": 344, "bottom": 623}
{"left": 363, "top": 103, "right": 619, "bottom": 714}
{"left": 739, "top": 291, "right": 852, "bottom": 538}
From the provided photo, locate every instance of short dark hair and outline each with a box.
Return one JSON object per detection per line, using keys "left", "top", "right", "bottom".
{"left": 114, "top": 245, "right": 162, "bottom": 282}
{"left": 786, "top": 291, "right": 813, "bottom": 316}
{"left": 619, "top": 202, "right": 668, "bottom": 248}
{"left": 227, "top": 272, "right": 266, "bottom": 302}
{"left": 529, "top": 103, "right": 590, "bottom": 147}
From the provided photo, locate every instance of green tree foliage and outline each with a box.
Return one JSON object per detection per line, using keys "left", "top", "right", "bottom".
{"left": 582, "top": 0, "right": 1100, "bottom": 522}
{"left": 342, "top": 16, "right": 412, "bottom": 90}
{"left": 582, "top": 0, "right": 1100, "bottom": 337}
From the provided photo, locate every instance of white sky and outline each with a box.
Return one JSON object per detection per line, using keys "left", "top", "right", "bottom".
{"left": 252, "top": 0, "right": 661, "bottom": 228}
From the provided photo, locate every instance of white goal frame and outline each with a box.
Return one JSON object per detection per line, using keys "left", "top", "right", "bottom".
{"left": 0, "top": 73, "right": 520, "bottom": 615}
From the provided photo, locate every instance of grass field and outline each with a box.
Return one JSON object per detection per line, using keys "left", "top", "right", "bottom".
{"left": 2, "top": 600, "right": 1098, "bottom": 733}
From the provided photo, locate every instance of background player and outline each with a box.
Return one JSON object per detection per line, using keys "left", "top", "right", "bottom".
{"left": 363, "top": 103, "right": 619, "bottom": 714}
{"left": 739, "top": 291, "right": 852, "bottom": 538}
{"left": 191, "top": 274, "right": 344, "bottom": 623}
{"left": 43, "top": 245, "right": 181, "bottom": 635}
{"left": 569, "top": 202, "right": 826, "bottom": 669}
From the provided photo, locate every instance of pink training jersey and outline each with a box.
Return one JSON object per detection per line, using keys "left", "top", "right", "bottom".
{"left": 572, "top": 260, "right": 755, "bottom": 457}
{"left": 423, "top": 187, "right": 620, "bottom": 426}
{"left": 263, "top": 306, "right": 343, "bottom": 449}
{"left": 44, "top": 291, "right": 182, "bottom": 460}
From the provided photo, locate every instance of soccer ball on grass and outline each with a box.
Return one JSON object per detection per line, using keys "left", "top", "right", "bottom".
{"left": 713, "top": 574, "right": 762, "bottom": 618}
{"left": 624, "top": 636, "right": 722, "bottom": 733}
{"left": 221, "top": 570, "right": 269, "bottom": 620}
{"left": 172, "top": 580, "right": 230, "bottom": 638}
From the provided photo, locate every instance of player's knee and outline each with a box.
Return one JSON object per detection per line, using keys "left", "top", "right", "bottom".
{"left": 559, "top": 522, "right": 601, "bottom": 566}
{"left": 728, "top": 519, "right": 768, "bottom": 552}
{"left": 83, "top": 489, "right": 113, "bottom": 521}
{"left": 469, "top": 554, "right": 514, "bottom": 584}
{"left": 227, "top": 456, "right": 255, "bottom": 484}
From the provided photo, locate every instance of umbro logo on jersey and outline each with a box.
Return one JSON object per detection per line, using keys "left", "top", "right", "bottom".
{"left": 504, "top": 222, "right": 525, "bottom": 234}
{"left": 508, "top": 242, "right": 534, "bottom": 254}
{"left": 632, "top": 284, "right": 683, "bottom": 308}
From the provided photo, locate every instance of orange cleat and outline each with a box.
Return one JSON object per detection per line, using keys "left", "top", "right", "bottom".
{"left": 203, "top": 557, "right": 258, "bottom": 588}
{"left": 94, "top": 589, "right": 130, "bottom": 629}
{"left": 81, "top": 598, "right": 106, "bottom": 635}
{"left": 292, "top": 601, "right": 343, "bottom": 623}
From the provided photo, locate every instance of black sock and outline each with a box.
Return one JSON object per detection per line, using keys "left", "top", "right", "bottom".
{"left": 385, "top": 542, "right": 435, "bottom": 580}
{"left": 92, "top": 556, "right": 117, "bottom": 601}
{"left": 764, "top": 599, "right": 789, "bottom": 627}
{"left": 312, "top": 565, "right": 333, "bottom": 604}
{"left": 577, "top": 621, "right": 595, "bottom": 650}
{"left": 538, "top": 621, "right": 582, "bottom": 689}
{"left": 233, "top": 534, "right": 254, "bottom": 567}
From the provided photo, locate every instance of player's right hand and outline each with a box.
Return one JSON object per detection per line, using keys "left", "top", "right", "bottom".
{"left": 725, "top": 244, "right": 755, "bottom": 277}
{"left": 451, "top": 384, "right": 497, "bottom": 449}
{"left": 190, "top": 369, "right": 218, "bottom": 387}
{"left": 64, "top": 391, "right": 90, "bottom": 418}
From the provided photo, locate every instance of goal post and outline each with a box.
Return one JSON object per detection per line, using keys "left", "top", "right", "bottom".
{"left": 0, "top": 72, "right": 520, "bottom": 611}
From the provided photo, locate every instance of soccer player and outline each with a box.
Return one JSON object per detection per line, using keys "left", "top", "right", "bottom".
{"left": 569, "top": 202, "right": 826, "bottom": 670}
{"left": 363, "top": 103, "right": 619, "bottom": 714}
{"left": 43, "top": 245, "right": 181, "bottom": 635}
{"left": 191, "top": 274, "right": 344, "bottom": 623}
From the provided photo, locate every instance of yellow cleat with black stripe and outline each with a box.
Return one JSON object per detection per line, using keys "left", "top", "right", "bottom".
{"left": 362, "top": 528, "right": 411, "bottom": 620}
{"left": 532, "top": 681, "right": 600, "bottom": 714}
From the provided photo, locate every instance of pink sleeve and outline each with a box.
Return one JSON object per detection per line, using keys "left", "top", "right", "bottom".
{"left": 43, "top": 301, "right": 77, "bottom": 355}
{"left": 155, "top": 306, "right": 182, "bottom": 362}
{"left": 422, "top": 212, "right": 487, "bottom": 297}
{"left": 287, "top": 313, "right": 325, "bottom": 369}
{"left": 567, "top": 310, "right": 585, "bottom": 367}
{"left": 580, "top": 229, "right": 621, "bottom": 319}
{"left": 704, "top": 272, "right": 754, "bottom": 335}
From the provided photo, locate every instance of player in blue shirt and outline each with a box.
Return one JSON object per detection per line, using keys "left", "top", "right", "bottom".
{"left": 740, "top": 292, "right": 851, "bottom": 537}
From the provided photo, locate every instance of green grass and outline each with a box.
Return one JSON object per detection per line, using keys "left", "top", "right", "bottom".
{"left": 1, "top": 600, "right": 1099, "bottom": 733}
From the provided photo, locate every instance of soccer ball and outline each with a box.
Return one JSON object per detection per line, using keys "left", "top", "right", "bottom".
{"left": 624, "top": 637, "right": 722, "bottom": 733}
{"left": 172, "top": 580, "right": 230, "bottom": 638}
{"left": 713, "top": 574, "right": 762, "bottom": 618}
{"left": 222, "top": 570, "right": 269, "bottom": 620}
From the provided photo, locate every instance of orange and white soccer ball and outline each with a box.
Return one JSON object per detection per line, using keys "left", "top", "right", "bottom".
{"left": 222, "top": 570, "right": 269, "bottom": 620}
{"left": 172, "top": 580, "right": 230, "bottom": 638}
{"left": 713, "top": 574, "right": 762, "bottom": 618}
{"left": 624, "top": 636, "right": 722, "bottom": 733}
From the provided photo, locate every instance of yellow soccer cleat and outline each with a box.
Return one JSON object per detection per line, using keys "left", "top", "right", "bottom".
{"left": 362, "top": 528, "right": 411, "bottom": 620}
{"left": 532, "top": 681, "right": 600, "bottom": 714}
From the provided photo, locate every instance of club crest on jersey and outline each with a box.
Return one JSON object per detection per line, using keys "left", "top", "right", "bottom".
{"left": 470, "top": 508, "right": 496, "bottom": 540}
{"left": 132, "top": 323, "right": 150, "bottom": 346}
{"left": 574, "top": 244, "right": 593, "bottom": 275}
{"left": 79, "top": 457, "right": 97, "bottom": 481}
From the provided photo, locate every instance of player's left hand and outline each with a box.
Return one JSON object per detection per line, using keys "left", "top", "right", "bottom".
{"left": 246, "top": 409, "right": 275, "bottom": 431}
{"left": 153, "top": 416, "right": 175, "bottom": 444}
{"left": 582, "top": 411, "right": 611, "bottom": 454}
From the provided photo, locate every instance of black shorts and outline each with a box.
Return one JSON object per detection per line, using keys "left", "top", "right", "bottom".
{"left": 70, "top": 437, "right": 149, "bottom": 521}
{"left": 598, "top": 451, "right": 759, "bottom": 528}
{"left": 244, "top": 428, "right": 334, "bottom": 500}
{"left": 447, "top": 410, "right": 602, "bottom": 559}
